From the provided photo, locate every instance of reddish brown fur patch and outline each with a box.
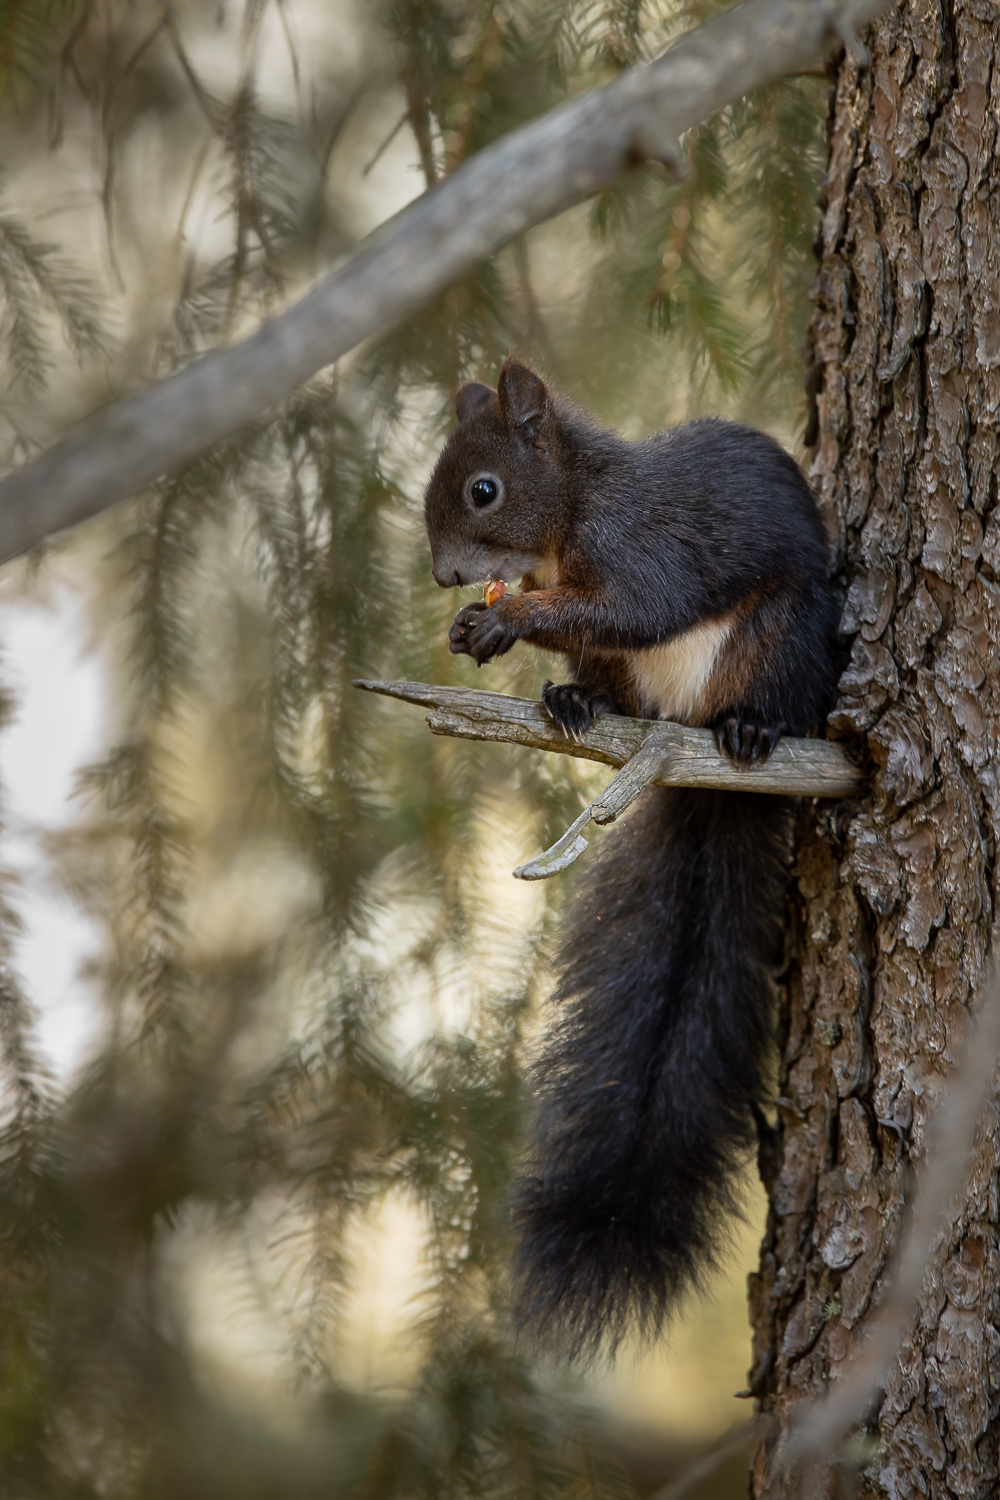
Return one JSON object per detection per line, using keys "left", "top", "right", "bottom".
{"left": 701, "top": 589, "right": 793, "bottom": 720}
{"left": 521, "top": 558, "right": 560, "bottom": 592}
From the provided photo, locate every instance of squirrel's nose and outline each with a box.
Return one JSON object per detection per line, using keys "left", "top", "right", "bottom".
{"left": 433, "top": 566, "right": 462, "bottom": 587}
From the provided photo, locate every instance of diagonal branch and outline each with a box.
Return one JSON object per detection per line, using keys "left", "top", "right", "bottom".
{"left": 354, "top": 679, "right": 865, "bottom": 878}
{"left": 0, "top": 0, "right": 893, "bottom": 566}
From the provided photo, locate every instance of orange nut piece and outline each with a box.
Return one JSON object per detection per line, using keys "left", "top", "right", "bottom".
{"left": 484, "top": 578, "right": 507, "bottom": 608}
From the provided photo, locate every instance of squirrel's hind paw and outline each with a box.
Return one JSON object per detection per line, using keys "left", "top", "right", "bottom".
{"left": 541, "top": 681, "right": 612, "bottom": 738}
{"left": 713, "top": 715, "right": 785, "bottom": 764}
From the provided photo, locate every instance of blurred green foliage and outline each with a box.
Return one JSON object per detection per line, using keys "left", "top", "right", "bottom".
{"left": 0, "top": 1, "right": 825, "bottom": 1495}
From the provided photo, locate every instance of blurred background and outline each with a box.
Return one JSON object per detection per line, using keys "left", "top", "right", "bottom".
{"left": 0, "top": 2, "right": 825, "bottom": 1494}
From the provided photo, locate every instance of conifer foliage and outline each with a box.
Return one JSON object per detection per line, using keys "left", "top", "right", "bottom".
{"left": 0, "top": 1, "right": 824, "bottom": 1494}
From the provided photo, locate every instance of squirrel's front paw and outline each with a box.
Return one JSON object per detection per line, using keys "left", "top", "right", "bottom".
{"left": 449, "top": 599, "right": 519, "bottom": 665}
{"left": 713, "top": 715, "right": 785, "bottom": 764}
{"left": 449, "top": 601, "right": 489, "bottom": 656}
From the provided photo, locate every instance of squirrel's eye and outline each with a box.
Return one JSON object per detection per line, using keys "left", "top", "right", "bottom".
{"left": 470, "top": 476, "right": 501, "bottom": 507}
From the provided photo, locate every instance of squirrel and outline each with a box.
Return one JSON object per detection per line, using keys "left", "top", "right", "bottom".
{"left": 423, "top": 356, "right": 839, "bottom": 1360}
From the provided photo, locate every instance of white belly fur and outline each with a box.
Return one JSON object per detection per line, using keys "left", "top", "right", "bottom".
{"left": 627, "top": 618, "right": 731, "bottom": 724}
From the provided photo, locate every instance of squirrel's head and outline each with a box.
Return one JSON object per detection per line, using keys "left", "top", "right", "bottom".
{"left": 424, "top": 358, "right": 564, "bottom": 588}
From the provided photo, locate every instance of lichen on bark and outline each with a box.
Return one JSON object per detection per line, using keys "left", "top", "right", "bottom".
{"left": 751, "top": 3, "right": 1000, "bottom": 1496}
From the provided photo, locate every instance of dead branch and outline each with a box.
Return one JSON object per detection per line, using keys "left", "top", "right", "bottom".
{"left": 0, "top": 0, "right": 893, "bottom": 565}
{"left": 353, "top": 679, "right": 864, "bottom": 878}
{"left": 353, "top": 679, "right": 864, "bottom": 795}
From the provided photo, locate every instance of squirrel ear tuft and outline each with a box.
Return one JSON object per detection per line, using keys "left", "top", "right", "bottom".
{"left": 497, "top": 358, "right": 547, "bottom": 428}
{"left": 455, "top": 382, "right": 493, "bottom": 424}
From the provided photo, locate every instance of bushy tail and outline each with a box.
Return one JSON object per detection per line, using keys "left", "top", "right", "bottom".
{"left": 511, "top": 785, "right": 792, "bottom": 1361}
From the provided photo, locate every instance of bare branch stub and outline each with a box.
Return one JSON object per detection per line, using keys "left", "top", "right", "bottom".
{"left": 352, "top": 680, "right": 866, "bottom": 799}
{"left": 514, "top": 740, "right": 679, "bottom": 879}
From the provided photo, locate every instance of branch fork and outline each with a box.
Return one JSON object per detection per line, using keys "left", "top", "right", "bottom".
{"left": 354, "top": 680, "right": 865, "bottom": 880}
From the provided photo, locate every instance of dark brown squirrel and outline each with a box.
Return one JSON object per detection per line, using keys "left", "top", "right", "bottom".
{"left": 423, "top": 356, "right": 838, "bottom": 1360}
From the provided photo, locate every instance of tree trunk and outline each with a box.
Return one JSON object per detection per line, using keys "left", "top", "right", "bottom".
{"left": 750, "top": 3, "right": 1000, "bottom": 1496}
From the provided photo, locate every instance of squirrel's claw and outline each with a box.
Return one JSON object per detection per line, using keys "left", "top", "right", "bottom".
{"left": 713, "top": 715, "right": 785, "bottom": 764}
{"left": 541, "top": 680, "right": 609, "bottom": 739}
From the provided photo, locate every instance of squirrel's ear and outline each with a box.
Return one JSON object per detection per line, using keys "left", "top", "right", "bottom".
{"left": 455, "top": 382, "right": 493, "bottom": 424}
{"left": 497, "top": 358, "right": 547, "bottom": 430}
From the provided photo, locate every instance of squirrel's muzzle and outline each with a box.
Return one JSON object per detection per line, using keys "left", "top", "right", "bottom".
{"left": 430, "top": 539, "right": 487, "bottom": 588}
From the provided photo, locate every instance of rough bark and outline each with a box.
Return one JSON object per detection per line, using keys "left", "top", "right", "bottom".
{"left": 750, "top": 3, "right": 1000, "bottom": 1497}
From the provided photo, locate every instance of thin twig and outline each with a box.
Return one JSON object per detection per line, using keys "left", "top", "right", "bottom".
{"left": 49, "top": 1, "right": 95, "bottom": 149}
{"left": 101, "top": 12, "right": 170, "bottom": 284}
{"left": 0, "top": 0, "right": 892, "bottom": 565}
{"left": 649, "top": 1422, "right": 759, "bottom": 1500}
{"left": 361, "top": 109, "right": 409, "bottom": 177}
{"left": 163, "top": 9, "right": 217, "bottom": 128}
